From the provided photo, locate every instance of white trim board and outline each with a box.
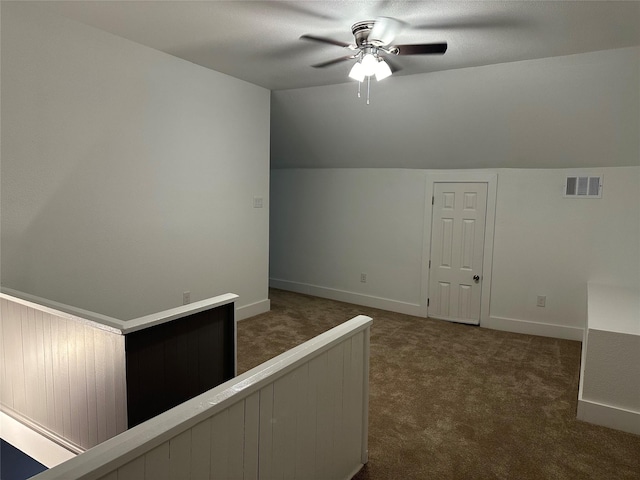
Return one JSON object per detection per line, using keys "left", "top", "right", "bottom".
{"left": 422, "top": 172, "right": 498, "bottom": 324}
{"left": 236, "top": 298, "right": 271, "bottom": 321}
{"left": 0, "top": 288, "right": 238, "bottom": 334}
{"left": 577, "top": 398, "right": 640, "bottom": 436}
{"left": 270, "top": 280, "right": 585, "bottom": 341}
{"left": 484, "top": 316, "right": 584, "bottom": 341}
{"left": 0, "top": 411, "right": 76, "bottom": 469}
{"left": 269, "top": 279, "right": 423, "bottom": 317}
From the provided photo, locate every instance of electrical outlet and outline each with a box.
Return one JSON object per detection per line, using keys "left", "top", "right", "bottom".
{"left": 253, "top": 196, "right": 263, "bottom": 208}
{"left": 360, "top": 273, "right": 367, "bottom": 283}
{"left": 536, "top": 295, "right": 546, "bottom": 307}
{"left": 183, "top": 291, "right": 191, "bottom": 305}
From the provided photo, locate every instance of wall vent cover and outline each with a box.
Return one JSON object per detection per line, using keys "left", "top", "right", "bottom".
{"left": 564, "top": 175, "right": 602, "bottom": 198}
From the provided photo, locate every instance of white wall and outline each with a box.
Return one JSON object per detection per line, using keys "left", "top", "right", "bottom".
{"left": 270, "top": 167, "right": 640, "bottom": 337}
{"left": 490, "top": 167, "right": 640, "bottom": 329}
{"left": 0, "top": 3, "right": 270, "bottom": 320}
{"left": 270, "top": 169, "right": 427, "bottom": 313}
{"left": 269, "top": 47, "right": 640, "bottom": 337}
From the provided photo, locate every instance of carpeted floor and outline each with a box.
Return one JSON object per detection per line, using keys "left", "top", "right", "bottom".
{"left": 236, "top": 289, "right": 640, "bottom": 480}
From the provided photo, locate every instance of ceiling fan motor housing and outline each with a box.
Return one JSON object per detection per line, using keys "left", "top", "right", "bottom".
{"left": 351, "top": 21, "right": 377, "bottom": 47}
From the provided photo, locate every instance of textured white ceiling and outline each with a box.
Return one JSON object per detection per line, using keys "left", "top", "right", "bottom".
{"left": 24, "top": 1, "right": 640, "bottom": 91}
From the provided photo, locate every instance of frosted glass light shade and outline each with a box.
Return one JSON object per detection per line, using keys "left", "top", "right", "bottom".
{"left": 375, "top": 59, "right": 392, "bottom": 81}
{"left": 361, "top": 53, "right": 377, "bottom": 76}
{"left": 348, "top": 61, "right": 365, "bottom": 82}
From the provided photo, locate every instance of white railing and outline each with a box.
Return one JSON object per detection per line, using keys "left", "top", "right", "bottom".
{"left": 30, "top": 315, "right": 372, "bottom": 480}
{"left": 0, "top": 289, "right": 238, "bottom": 453}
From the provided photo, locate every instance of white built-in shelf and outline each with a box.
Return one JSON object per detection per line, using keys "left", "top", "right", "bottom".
{"left": 577, "top": 283, "right": 640, "bottom": 436}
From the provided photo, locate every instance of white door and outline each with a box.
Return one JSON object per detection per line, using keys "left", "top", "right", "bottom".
{"left": 428, "top": 182, "right": 488, "bottom": 325}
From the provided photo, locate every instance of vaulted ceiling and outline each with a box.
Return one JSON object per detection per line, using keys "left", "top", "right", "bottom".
{"left": 27, "top": 1, "right": 640, "bottom": 91}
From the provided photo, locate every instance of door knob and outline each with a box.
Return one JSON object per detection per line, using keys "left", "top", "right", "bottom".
{"left": 473, "top": 275, "right": 480, "bottom": 283}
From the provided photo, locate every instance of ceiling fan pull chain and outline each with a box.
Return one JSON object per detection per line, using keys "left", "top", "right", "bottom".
{"left": 357, "top": 80, "right": 361, "bottom": 98}
{"left": 367, "top": 75, "right": 371, "bottom": 105}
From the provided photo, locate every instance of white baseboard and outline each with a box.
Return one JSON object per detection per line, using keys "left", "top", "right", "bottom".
{"left": 269, "top": 279, "right": 423, "bottom": 317}
{"left": 577, "top": 397, "right": 640, "bottom": 436}
{"left": 0, "top": 411, "right": 76, "bottom": 468}
{"left": 236, "top": 298, "right": 271, "bottom": 321}
{"left": 483, "top": 316, "right": 584, "bottom": 341}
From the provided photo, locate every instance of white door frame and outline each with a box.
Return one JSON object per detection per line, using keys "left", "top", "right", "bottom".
{"left": 421, "top": 172, "right": 498, "bottom": 326}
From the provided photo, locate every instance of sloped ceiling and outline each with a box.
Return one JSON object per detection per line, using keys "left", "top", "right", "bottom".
{"left": 10, "top": 1, "right": 640, "bottom": 170}
{"left": 24, "top": 1, "right": 640, "bottom": 91}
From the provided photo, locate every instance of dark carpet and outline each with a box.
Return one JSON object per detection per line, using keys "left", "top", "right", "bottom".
{"left": 236, "top": 289, "right": 640, "bottom": 480}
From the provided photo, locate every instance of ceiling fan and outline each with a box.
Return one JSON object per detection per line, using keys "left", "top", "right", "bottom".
{"left": 301, "top": 17, "right": 447, "bottom": 81}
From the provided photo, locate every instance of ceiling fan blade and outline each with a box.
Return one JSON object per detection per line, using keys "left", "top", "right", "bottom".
{"left": 394, "top": 43, "right": 448, "bottom": 55}
{"left": 369, "top": 16, "right": 406, "bottom": 46}
{"left": 300, "top": 34, "right": 351, "bottom": 48}
{"left": 311, "top": 55, "right": 356, "bottom": 68}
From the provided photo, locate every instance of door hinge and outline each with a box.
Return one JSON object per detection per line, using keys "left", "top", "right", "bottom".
{"left": 427, "top": 298, "right": 430, "bottom": 307}
{"left": 428, "top": 260, "right": 431, "bottom": 268}
{"left": 432, "top": 196, "right": 434, "bottom": 205}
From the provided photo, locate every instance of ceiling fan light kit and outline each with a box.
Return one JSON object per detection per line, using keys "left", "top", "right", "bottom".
{"left": 348, "top": 51, "right": 391, "bottom": 79}
{"left": 301, "top": 17, "right": 447, "bottom": 105}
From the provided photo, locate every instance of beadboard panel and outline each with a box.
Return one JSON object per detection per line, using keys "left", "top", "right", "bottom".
{"left": 32, "top": 316, "right": 372, "bottom": 480}
{"left": 0, "top": 298, "right": 127, "bottom": 451}
{"left": 124, "top": 304, "right": 235, "bottom": 428}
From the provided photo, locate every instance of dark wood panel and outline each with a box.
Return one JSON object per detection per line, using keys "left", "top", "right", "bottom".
{"left": 125, "top": 304, "right": 234, "bottom": 428}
